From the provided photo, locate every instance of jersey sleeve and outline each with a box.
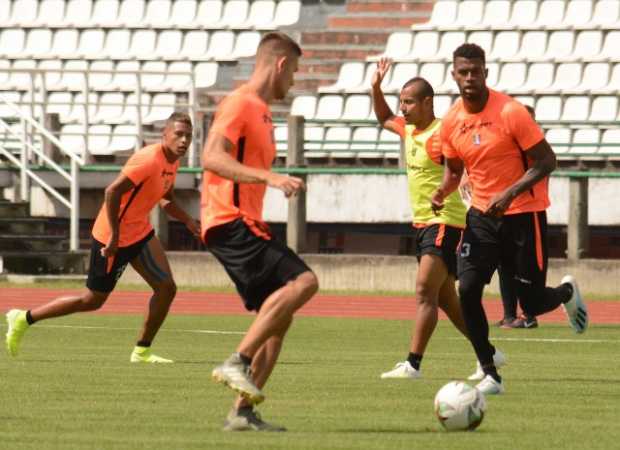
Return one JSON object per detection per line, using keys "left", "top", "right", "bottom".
{"left": 389, "top": 116, "right": 407, "bottom": 138}
{"left": 425, "top": 129, "right": 444, "bottom": 165}
{"left": 502, "top": 100, "right": 545, "bottom": 152}
{"left": 122, "top": 150, "right": 155, "bottom": 186}
{"left": 440, "top": 118, "right": 458, "bottom": 159}
{"left": 209, "top": 95, "right": 247, "bottom": 148}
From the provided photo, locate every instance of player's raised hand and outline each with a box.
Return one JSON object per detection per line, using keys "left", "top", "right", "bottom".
{"left": 371, "top": 57, "right": 392, "bottom": 89}
{"left": 267, "top": 172, "right": 305, "bottom": 198}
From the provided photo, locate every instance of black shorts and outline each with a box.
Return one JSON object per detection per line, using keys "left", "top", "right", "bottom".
{"left": 206, "top": 219, "right": 312, "bottom": 312}
{"left": 415, "top": 224, "right": 462, "bottom": 276}
{"left": 86, "top": 230, "right": 155, "bottom": 293}
{"left": 457, "top": 207, "right": 548, "bottom": 287}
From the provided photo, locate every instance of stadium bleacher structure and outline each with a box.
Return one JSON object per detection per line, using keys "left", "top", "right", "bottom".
{"left": 0, "top": 0, "right": 618, "bottom": 167}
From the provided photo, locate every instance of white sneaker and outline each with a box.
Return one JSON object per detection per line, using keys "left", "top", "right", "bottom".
{"left": 475, "top": 374, "right": 505, "bottom": 395}
{"left": 467, "top": 349, "right": 507, "bottom": 381}
{"left": 560, "top": 275, "right": 588, "bottom": 334}
{"left": 380, "top": 361, "right": 421, "bottom": 379}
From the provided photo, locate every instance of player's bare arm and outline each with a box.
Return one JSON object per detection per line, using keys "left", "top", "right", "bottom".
{"left": 160, "top": 189, "right": 200, "bottom": 238}
{"left": 101, "top": 174, "right": 136, "bottom": 257}
{"left": 485, "top": 140, "right": 556, "bottom": 218}
{"left": 371, "top": 57, "right": 401, "bottom": 134}
{"left": 202, "top": 132, "right": 305, "bottom": 197}
{"left": 431, "top": 157, "right": 464, "bottom": 215}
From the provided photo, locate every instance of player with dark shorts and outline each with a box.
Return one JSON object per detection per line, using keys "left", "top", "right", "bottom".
{"left": 431, "top": 43, "right": 588, "bottom": 395}
{"left": 5, "top": 112, "right": 200, "bottom": 363}
{"left": 201, "top": 32, "right": 318, "bottom": 432}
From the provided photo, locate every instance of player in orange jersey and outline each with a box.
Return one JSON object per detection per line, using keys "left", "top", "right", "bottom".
{"left": 431, "top": 43, "right": 588, "bottom": 395}
{"left": 202, "top": 32, "right": 318, "bottom": 432}
{"left": 5, "top": 112, "right": 200, "bottom": 364}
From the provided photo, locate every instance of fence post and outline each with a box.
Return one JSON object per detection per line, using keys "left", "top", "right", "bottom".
{"left": 286, "top": 115, "right": 306, "bottom": 253}
{"left": 567, "top": 176, "right": 589, "bottom": 260}
{"left": 43, "top": 113, "right": 61, "bottom": 162}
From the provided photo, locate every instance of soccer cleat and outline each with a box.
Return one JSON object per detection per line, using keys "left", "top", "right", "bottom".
{"left": 223, "top": 406, "right": 286, "bottom": 432}
{"left": 495, "top": 317, "right": 516, "bottom": 327}
{"left": 380, "top": 361, "right": 421, "bottom": 379}
{"left": 560, "top": 275, "right": 588, "bottom": 334}
{"left": 212, "top": 353, "right": 265, "bottom": 405}
{"left": 467, "top": 349, "right": 507, "bottom": 381}
{"left": 5, "top": 309, "right": 29, "bottom": 357}
{"left": 501, "top": 315, "right": 538, "bottom": 329}
{"left": 475, "top": 374, "right": 505, "bottom": 395}
{"left": 130, "top": 346, "right": 173, "bottom": 363}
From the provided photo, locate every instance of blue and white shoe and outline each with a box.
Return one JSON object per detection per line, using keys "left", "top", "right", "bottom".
{"left": 561, "top": 275, "right": 588, "bottom": 334}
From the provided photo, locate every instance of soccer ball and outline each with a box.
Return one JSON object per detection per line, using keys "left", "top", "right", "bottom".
{"left": 434, "top": 381, "right": 486, "bottom": 431}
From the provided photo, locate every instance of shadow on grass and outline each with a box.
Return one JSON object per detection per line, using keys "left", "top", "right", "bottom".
{"left": 331, "top": 426, "right": 492, "bottom": 435}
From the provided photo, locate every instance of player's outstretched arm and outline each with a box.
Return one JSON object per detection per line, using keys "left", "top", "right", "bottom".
{"left": 431, "top": 157, "right": 464, "bottom": 215}
{"left": 160, "top": 190, "right": 200, "bottom": 238}
{"left": 371, "top": 57, "right": 401, "bottom": 134}
{"left": 202, "top": 133, "right": 305, "bottom": 197}
{"left": 485, "top": 139, "right": 556, "bottom": 217}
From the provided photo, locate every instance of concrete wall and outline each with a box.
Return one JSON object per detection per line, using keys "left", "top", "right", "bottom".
{"left": 117, "top": 252, "right": 620, "bottom": 297}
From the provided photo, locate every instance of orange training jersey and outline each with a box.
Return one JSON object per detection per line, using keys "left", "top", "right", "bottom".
{"left": 440, "top": 89, "right": 550, "bottom": 215}
{"left": 200, "top": 85, "right": 275, "bottom": 242}
{"left": 92, "top": 143, "right": 178, "bottom": 247}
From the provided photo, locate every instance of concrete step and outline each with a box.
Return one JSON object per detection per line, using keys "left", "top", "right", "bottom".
{"left": 301, "top": 30, "right": 393, "bottom": 46}
{"left": 0, "top": 234, "right": 68, "bottom": 252}
{"left": 328, "top": 12, "right": 428, "bottom": 29}
{"left": 301, "top": 44, "right": 385, "bottom": 60}
{"left": 1, "top": 251, "right": 88, "bottom": 275}
{"left": 346, "top": 1, "right": 433, "bottom": 14}
{"left": 0, "top": 217, "right": 46, "bottom": 234}
{"left": 0, "top": 201, "right": 29, "bottom": 218}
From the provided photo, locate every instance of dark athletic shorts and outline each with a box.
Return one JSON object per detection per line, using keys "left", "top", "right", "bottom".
{"left": 205, "top": 219, "right": 312, "bottom": 312}
{"left": 415, "top": 223, "right": 462, "bottom": 276}
{"left": 457, "top": 207, "right": 548, "bottom": 287}
{"left": 86, "top": 230, "right": 155, "bottom": 293}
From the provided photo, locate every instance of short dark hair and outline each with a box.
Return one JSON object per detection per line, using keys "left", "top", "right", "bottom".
{"left": 402, "top": 77, "right": 434, "bottom": 100}
{"left": 257, "top": 32, "right": 302, "bottom": 58}
{"left": 453, "top": 43, "right": 486, "bottom": 64}
{"left": 165, "top": 112, "right": 192, "bottom": 128}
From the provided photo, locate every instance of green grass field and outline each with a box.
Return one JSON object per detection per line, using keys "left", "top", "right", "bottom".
{"left": 1, "top": 314, "right": 619, "bottom": 450}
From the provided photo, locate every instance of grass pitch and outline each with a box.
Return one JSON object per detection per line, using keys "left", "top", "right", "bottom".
{"left": 0, "top": 314, "right": 619, "bottom": 450}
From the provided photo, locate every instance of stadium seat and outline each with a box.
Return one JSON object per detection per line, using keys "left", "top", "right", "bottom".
{"left": 76, "top": 29, "right": 106, "bottom": 60}
{"left": 557, "top": 0, "right": 593, "bottom": 29}
{"left": 204, "top": 31, "right": 235, "bottom": 60}
{"left": 68, "top": 93, "right": 98, "bottom": 122}
{"left": 128, "top": 30, "right": 157, "bottom": 60}
{"left": 434, "top": 95, "right": 453, "bottom": 117}
{"left": 219, "top": 0, "right": 249, "bottom": 29}
{"left": 356, "top": 63, "right": 381, "bottom": 93}
{"left": 143, "top": 0, "right": 172, "bottom": 28}
{"left": 142, "top": 93, "right": 176, "bottom": 124}
{"left": 8, "top": 60, "right": 37, "bottom": 91}
{"left": 547, "top": 63, "right": 582, "bottom": 94}
{"left": 49, "top": 29, "right": 79, "bottom": 59}
{"left": 8, "top": 0, "right": 38, "bottom": 27}
{"left": 533, "top": 31, "right": 574, "bottom": 62}
{"left": 109, "top": 124, "right": 138, "bottom": 152}
{"left": 194, "top": 62, "right": 218, "bottom": 88}
{"left": 377, "top": 128, "right": 401, "bottom": 160}
{"left": 315, "top": 95, "right": 344, "bottom": 121}
{"left": 546, "top": 128, "right": 571, "bottom": 153}
{"left": 103, "top": 30, "right": 132, "bottom": 60}
{"left": 589, "top": 96, "right": 618, "bottom": 122}
{"left": 88, "top": 124, "right": 112, "bottom": 155}
{"left": 446, "top": 0, "right": 484, "bottom": 30}
{"left": 303, "top": 126, "right": 327, "bottom": 159}
{"left": 406, "top": 31, "right": 440, "bottom": 61}
{"left": 154, "top": 30, "right": 184, "bottom": 60}
{"left": 571, "top": 128, "right": 599, "bottom": 154}
{"left": 272, "top": 0, "right": 301, "bottom": 27}
{"left": 581, "top": 0, "right": 620, "bottom": 30}
{"left": 62, "top": 0, "right": 94, "bottom": 27}
{"left": 592, "top": 63, "right": 620, "bottom": 95}
{"left": 323, "top": 126, "right": 353, "bottom": 158}
{"left": 0, "top": 29, "right": 26, "bottom": 59}
{"left": 117, "top": 0, "right": 146, "bottom": 27}
{"left": 561, "top": 96, "right": 590, "bottom": 122}
{"left": 427, "top": 32, "right": 466, "bottom": 61}
{"left": 274, "top": 125, "right": 287, "bottom": 153}
{"left": 140, "top": 61, "right": 167, "bottom": 91}
{"left": 530, "top": 1, "right": 566, "bottom": 29}
{"left": 573, "top": 62, "right": 610, "bottom": 94}
{"left": 341, "top": 95, "right": 371, "bottom": 121}
{"left": 119, "top": 93, "right": 151, "bottom": 123}
{"left": 32, "top": 0, "right": 66, "bottom": 27}
{"left": 89, "top": 0, "right": 120, "bottom": 27}
{"left": 0, "top": 92, "right": 22, "bottom": 118}
{"left": 290, "top": 95, "right": 316, "bottom": 119}
{"left": 169, "top": 0, "right": 197, "bottom": 28}
{"left": 0, "top": 1, "right": 10, "bottom": 26}
{"left": 489, "top": 31, "right": 520, "bottom": 61}
{"left": 24, "top": 29, "right": 53, "bottom": 59}
{"left": 562, "top": 31, "right": 603, "bottom": 63}
{"left": 193, "top": 0, "right": 223, "bottom": 29}
{"left": 377, "top": 32, "right": 413, "bottom": 61}
{"left": 512, "top": 62, "right": 554, "bottom": 94}
{"left": 243, "top": 0, "right": 276, "bottom": 29}
{"left": 232, "top": 31, "right": 261, "bottom": 58}
{"left": 163, "top": 61, "right": 193, "bottom": 92}
{"left": 319, "top": 62, "right": 365, "bottom": 94}
{"left": 419, "top": 63, "right": 447, "bottom": 91}
{"left": 510, "top": 31, "right": 547, "bottom": 62}
{"left": 494, "top": 63, "right": 527, "bottom": 92}
{"left": 467, "top": 31, "right": 493, "bottom": 55}
{"left": 478, "top": 0, "right": 511, "bottom": 30}
{"left": 60, "top": 124, "right": 87, "bottom": 154}
{"left": 350, "top": 127, "right": 379, "bottom": 155}
{"left": 38, "top": 60, "right": 63, "bottom": 90}
{"left": 46, "top": 92, "right": 74, "bottom": 122}
{"left": 110, "top": 60, "right": 140, "bottom": 91}
{"left": 601, "top": 129, "right": 620, "bottom": 154}
{"left": 91, "top": 92, "right": 126, "bottom": 124}
{"left": 413, "top": 0, "right": 458, "bottom": 30}
{"left": 179, "top": 31, "right": 209, "bottom": 60}
{"left": 385, "top": 63, "right": 417, "bottom": 93}
{"left": 590, "top": 31, "right": 620, "bottom": 62}
{"left": 535, "top": 96, "right": 562, "bottom": 121}
{"left": 88, "top": 60, "right": 115, "bottom": 90}
{"left": 505, "top": 0, "right": 538, "bottom": 29}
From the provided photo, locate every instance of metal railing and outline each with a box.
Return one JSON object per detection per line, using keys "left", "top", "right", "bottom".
{"left": 0, "top": 94, "right": 84, "bottom": 251}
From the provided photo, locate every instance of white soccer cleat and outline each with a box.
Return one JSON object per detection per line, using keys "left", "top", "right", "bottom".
{"left": 467, "top": 349, "right": 507, "bottom": 381}
{"left": 560, "top": 275, "right": 588, "bottom": 334}
{"left": 475, "top": 374, "right": 504, "bottom": 395}
{"left": 380, "top": 361, "right": 421, "bottom": 379}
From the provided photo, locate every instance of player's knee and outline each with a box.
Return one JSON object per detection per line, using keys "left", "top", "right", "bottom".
{"left": 457, "top": 271, "right": 483, "bottom": 299}
{"left": 83, "top": 292, "right": 108, "bottom": 311}
{"left": 157, "top": 278, "right": 177, "bottom": 299}
{"left": 297, "top": 271, "right": 319, "bottom": 297}
{"left": 415, "top": 283, "right": 439, "bottom": 307}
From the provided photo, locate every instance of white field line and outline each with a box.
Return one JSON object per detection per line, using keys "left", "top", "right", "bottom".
{"left": 444, "top": 336, "right": 619, "bottom": 344}
{"left": 21, "top": 324, "right": 245, "bottom": 335}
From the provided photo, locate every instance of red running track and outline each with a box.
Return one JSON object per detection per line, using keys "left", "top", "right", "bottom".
{"left": 1, "top": 287, "right": 619, "bottom": 323}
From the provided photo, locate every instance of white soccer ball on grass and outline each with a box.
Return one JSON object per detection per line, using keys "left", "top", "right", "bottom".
{"left": 434, "top": 381, "right": 486, "bottom": 431}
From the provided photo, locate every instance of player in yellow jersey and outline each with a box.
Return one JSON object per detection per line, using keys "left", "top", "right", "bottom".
{"left": 371, "top": 57, "right": 505, "bottom": 379}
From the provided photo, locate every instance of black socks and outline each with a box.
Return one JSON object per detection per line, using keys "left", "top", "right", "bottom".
{"left": 239, "top": 353, "right": 252, "bottom": 366}
{"left": 136, "top": 340, "right": 151, "bottom": 348}
{"left": 26, "top": 310, "right": 35, "bottom": 325}
{"left": 407, "top": 352, "right": 423, "bottom": 371}
{"left": 558, "top": 282, "right": 574, "bottom": 303}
